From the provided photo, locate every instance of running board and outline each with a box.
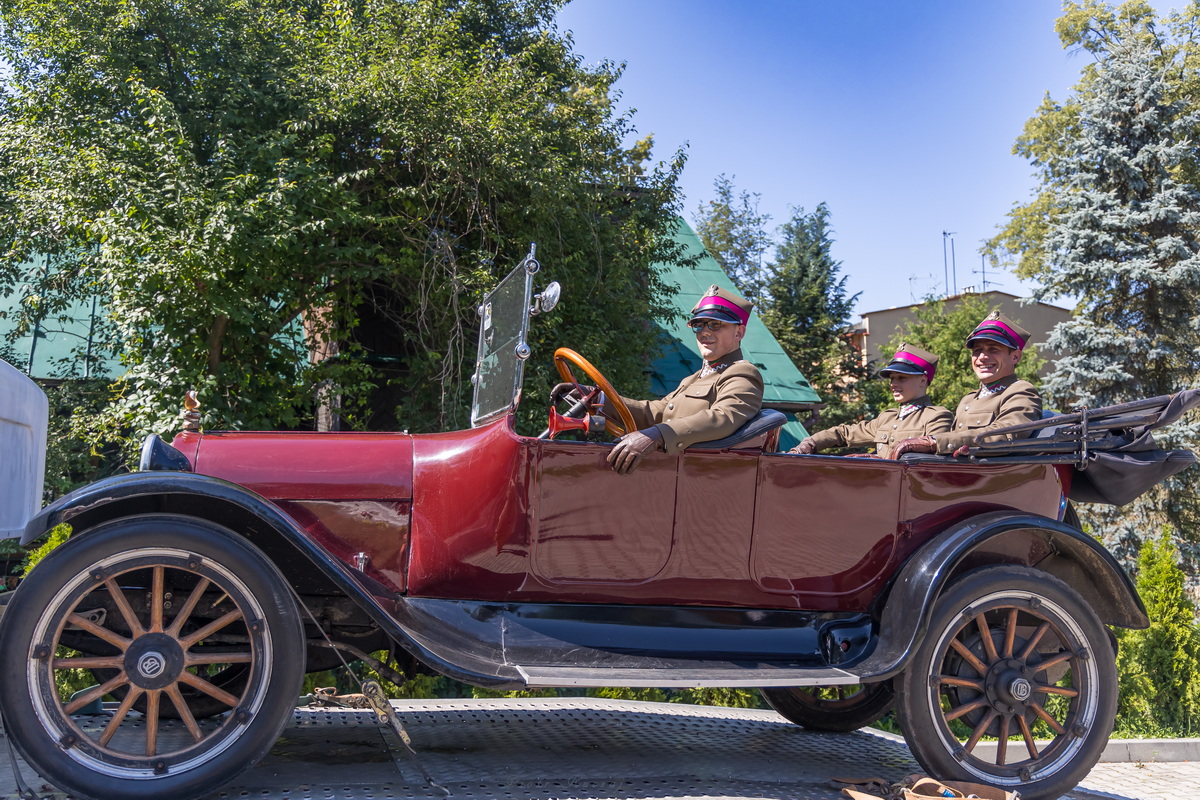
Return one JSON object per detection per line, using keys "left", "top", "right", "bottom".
{"left": 515, "top": 665, "right": 859, "bottom": 688}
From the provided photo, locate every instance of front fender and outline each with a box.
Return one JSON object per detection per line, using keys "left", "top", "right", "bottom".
{"left": 22, "top": 472, "right": 518, "bottom": 688}
{"left": 853, "top": 509, "right": 1145, "bottom": 681}
{"left": 24, "top": 471, "right": 397, "bottom": 600}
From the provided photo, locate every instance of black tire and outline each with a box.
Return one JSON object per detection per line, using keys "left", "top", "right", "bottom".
{"left": 761, "top": 681, "right": 895, "bottom": 732}
{"left": 895, "top": 565, "right": 1117, "bottom": 800}
{"left": 0, "top": 514, "right": 305, "bottom": 800}
{"left": 1063, "top": 502, "right": 1082, "bottom": 531}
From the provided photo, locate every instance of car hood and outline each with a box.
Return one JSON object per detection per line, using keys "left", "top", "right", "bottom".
{"left": 173, "top": 430, "right": 414, "bottom": 501}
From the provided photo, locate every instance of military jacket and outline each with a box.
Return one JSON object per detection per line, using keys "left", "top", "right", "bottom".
{"left": 617, "top": 348, "right": 764, "bottom": 452}
{"left": 936, "top": 374, "right": 1042, "bottom": 453}
{"left": 807, "top": 397, "right": 953, "bottom": 459}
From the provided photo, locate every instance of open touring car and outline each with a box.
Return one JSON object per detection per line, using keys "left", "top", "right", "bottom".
{"left": 1, "top": 247, "right": 1196, "bottom": 800}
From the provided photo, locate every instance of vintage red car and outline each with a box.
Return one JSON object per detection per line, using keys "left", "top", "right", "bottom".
{"left": 1, "top": 250, "right": 1195, "bottom": 800}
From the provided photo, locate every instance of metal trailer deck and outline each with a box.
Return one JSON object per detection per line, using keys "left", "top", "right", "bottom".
{"left": 3, "top": 697, "right": 1197, "bottom": 800}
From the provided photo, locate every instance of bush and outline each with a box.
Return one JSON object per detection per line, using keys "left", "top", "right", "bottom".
{"left": 1113, "top": 534, "right": 1200, "bottom": 737}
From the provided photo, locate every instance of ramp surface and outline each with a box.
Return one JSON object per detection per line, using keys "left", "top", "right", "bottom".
{"left": 2, "top": 697, "right": 1197, "bottom": 799}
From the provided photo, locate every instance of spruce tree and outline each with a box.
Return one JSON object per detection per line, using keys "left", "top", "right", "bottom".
{"left": 759, "top": 204, "right": 868, "bottom": 428}
{"left": 1035, "top": 33, "right": 1200, "bottom": 563}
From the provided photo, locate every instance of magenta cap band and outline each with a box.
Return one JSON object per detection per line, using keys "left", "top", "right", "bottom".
{"left": 970, "top": 319, "right": 1026, "bottom": 349}
{"left": 891, "top": 350, "right": 936, "bottom": 381}
{"left": 694, "top": 295, "right": 749, "bottom": 325}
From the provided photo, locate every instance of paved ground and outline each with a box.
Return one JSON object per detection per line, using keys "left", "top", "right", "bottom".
{"left": 2, "top": 698, "right": 1198, "bottom": 800}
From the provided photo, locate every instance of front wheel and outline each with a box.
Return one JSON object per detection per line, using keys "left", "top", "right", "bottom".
{"left": 0, "top": 514, "right": 305, "bottom": 800}
{"left": 761, "top": 681, "right": 894, "bottom": 732}
{"left": 895, "top": 565, "right": 1117, "bottom": 800}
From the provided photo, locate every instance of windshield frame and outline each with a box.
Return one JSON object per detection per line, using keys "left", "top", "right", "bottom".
{"left": 470, "top": 247, "right": 540, "bottom": 428}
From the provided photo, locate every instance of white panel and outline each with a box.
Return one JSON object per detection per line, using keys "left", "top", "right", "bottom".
{"left": 0, "top": 358, "right": 48, "bottom": 539}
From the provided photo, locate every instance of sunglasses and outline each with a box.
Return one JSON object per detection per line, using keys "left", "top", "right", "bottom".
{"left": 689, "top": 320, "right": 731, "bottom": 333}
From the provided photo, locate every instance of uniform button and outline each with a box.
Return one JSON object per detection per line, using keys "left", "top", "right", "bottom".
{"left": 668, "top": 403, "right": 674, "bottom": 410}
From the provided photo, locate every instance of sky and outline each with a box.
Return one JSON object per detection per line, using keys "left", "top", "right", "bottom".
{"left": 553, "top": 0, "right": 1177, "bottom": 318}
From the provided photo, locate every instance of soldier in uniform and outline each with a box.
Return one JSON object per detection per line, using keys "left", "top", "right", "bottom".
{"left": 789, "top": 343, "right": 952, "bottom": 458}
{"left": 558, "top": 285, "right": 763, "bottom": 474}
{"left": 892, "top": 312, "right": 1042, "bottom": 458}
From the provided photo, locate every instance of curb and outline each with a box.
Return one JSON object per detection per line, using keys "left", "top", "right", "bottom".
{"left": 860, "top": 727, "right": 1200, "bottom": 764}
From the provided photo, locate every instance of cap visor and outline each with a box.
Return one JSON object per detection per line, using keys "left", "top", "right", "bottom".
{"left": 967, "top": 332, "right": 1019, "bottom": 349}
{"left": 689, "top": 308, "right": 741, "bottom": 324}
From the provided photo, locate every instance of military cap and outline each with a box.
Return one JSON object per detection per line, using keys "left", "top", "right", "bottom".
{"left": 690, "top": 285, "right": 752, "bottom": 326}
{"left": 879, "top": 342, "right": 939, "bottom": 382}
{"left": 966, "top": 311, "right": 1029, "bottom": 350}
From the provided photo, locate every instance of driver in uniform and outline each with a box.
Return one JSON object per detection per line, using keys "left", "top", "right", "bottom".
{"left": 559, "top": 285, "right": 764, "bottom": 474}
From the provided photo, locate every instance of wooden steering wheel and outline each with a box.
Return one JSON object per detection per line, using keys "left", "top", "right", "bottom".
{"left": 553, "top": 348, "right": 637, "bottom": 438}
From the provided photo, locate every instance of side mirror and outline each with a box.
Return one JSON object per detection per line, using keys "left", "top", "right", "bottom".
{"left": 531, "top": 281, "right": 561, "bottom": 315}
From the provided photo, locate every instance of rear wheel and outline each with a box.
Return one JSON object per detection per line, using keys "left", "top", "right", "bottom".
{"left": 761, "top": 681, "right": 894, "bottom": 732}
{"left": 895, "top": 565, "right": 1116, "bottom": 800}
{"left": 0, "top": 514, "right": 305, "bottom": 800}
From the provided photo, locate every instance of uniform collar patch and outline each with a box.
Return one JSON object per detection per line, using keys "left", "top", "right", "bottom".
{"left": 700, "top": 358, "right": 740, "bottom": 378}
{"left": 979, "top": 380, "right": 1010, "bottom": 398}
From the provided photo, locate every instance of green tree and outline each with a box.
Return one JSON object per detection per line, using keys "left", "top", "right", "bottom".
{"left": 759, "top": 204, "right": 869, "bottom": 428}
{"left": 1115, "top": 535, "right": 1200, "bottom": 736}
{"left": 885, "top": 295, "right": 1042, "bottom": 411}
{"left": 0, "top": 0, "right": 687, "bottom": 470}
{"left": 993, "top": 8, "right": 1200, "bottom": 562}
{"left": 693, "top": 174, "right": 771, "bottom": 302}
{"left": 984, "top": 0, "right": 1165, "bottom": 282}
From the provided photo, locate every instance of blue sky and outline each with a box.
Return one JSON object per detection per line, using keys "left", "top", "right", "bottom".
{"left": 554, "top": 1, "right": 1177, "bottom": 317}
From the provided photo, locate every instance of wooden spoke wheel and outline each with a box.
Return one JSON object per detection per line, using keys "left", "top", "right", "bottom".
{"left": 0, "top": 515, "right": 304, "bottom": 800}
{"left": 554, "top": 347, "right": 637, "bottom": 437}
{"left": 761, "top": 680, "right": 894, "bottom": 732}
{"left": 895, "top": 566, "right": 1117, "bottom": 800}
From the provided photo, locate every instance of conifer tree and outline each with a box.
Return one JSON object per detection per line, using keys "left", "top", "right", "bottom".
{"left": 1034, "top": 31, "right": 1200, "bottom": 562}
{"left": 693, "top": 174, "right": 771, "bottom": 303}
{"left": 759, "top": 204, "right": 868, "bottom": 428}
{"left": 1115, "top": 535, "right": 1200, "bottom": 735}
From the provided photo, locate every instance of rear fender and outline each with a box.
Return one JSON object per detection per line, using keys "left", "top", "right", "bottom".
{"left": 854, "top": 509, "right": 1145, "bottom": 681}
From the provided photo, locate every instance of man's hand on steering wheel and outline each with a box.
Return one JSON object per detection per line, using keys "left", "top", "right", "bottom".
{"left": 551, "top": 381, "right": 595, "bottom": 406}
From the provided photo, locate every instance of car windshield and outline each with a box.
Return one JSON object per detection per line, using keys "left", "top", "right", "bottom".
{"left": 470, "top": 249, "right": 538, "bottom": 427}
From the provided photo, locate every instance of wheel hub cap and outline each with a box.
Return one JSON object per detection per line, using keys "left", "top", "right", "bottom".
{"left": 137, "top": 651, "right": 166, "bottom": 679}
{"left": 123, "top": 632, "right": 184, "bottom": 690}
{"left": 984, "top": 657, "right": 1036, "bottom": 712}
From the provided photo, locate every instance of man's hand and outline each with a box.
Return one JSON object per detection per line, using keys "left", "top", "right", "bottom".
{"left": 952, "top": 444, "right": 971, "bottom": 457}
{"left": 891, "top": 436, "right": 937, "bottom": 458}
{"left": 607, "top": 427, "right": 664, "bottom": 474}
{"left": 788, "top": 437, "right": 816, "bottom": 455}
{"left": 551, "top": 382, "right": 594, "bottom": 405}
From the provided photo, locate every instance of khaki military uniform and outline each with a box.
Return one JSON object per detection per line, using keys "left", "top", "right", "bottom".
{"left": 616, "top": 348, "right": 764, "bottom": 452}
{"left": 807, "top": 397, "right": 953, "bottom": 459}
{"left": 936, "top": 374, "right": 1042, "bottom": 453}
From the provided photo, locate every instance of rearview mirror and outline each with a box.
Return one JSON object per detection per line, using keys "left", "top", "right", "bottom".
{"left": 531, "top": 281, "right": 561, "bottom": 315}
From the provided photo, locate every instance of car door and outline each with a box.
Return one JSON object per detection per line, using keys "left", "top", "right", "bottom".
{"left": 531, "top": 440, "right": 677, "bottom": 584}
{"left": 750, "top": 454, "right": 905, "bottom": 611}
